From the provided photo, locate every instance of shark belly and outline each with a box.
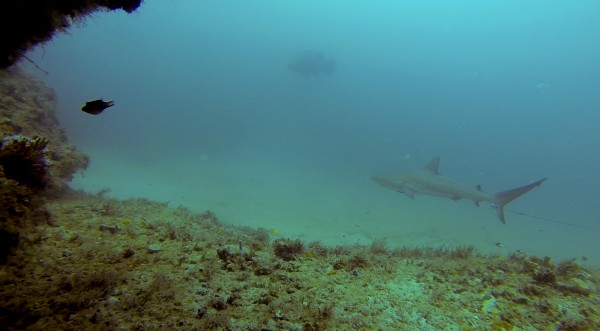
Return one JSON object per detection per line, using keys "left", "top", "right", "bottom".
{"left": 408, "top": 175, "right": 493, "bottom": 203}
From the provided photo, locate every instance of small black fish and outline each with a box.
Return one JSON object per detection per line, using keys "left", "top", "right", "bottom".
{"left": 81, "top": 99, "right": 115, "bottom": 115}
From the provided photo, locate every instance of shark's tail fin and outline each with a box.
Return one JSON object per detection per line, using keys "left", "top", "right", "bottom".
{"left": 493, "top": 178, "right": 547, "bottom": 224}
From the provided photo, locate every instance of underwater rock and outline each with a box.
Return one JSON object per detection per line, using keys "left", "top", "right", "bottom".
{"left": 0, "top": 177, "right": 28, "bottom": 264}
{"left": 481, "top": 296, "right": 498, "bottom": 314}
{"left": 0, "top": 67, "right": 89, "bottom": 189}
{"left": 0, "top": 68, "right": 88, "bottom": 264}
{"left": 99, "top": 223, "right": 122, "bottom": 234}
{"left": 0, "top": 135, "right": 50, "bottom": 264}
{"left": 147, "top": 244, "right": 161, "bottom": 254}
{"left": 106, "top": 296, "right": 120, "bottom": 306}
{"left": 288, "top": 51, "right": 336, "bottom": 76}
{"left": 0, "top": 0, "right": 142, "bottom": 68}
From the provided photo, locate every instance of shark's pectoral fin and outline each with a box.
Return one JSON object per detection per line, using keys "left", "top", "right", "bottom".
{"left": 402, "top": 190, "right": 415, "bottom": 199}
{"left": 476, "top": 185, "right": 483, "bottom": 192}
{"left": 474, "top": 201, "right": 480, "bottom": 207}
{"left": 495, "top": 206, "right": 506, "bottom": 224}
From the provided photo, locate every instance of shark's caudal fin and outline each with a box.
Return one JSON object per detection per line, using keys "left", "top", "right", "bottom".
{"left": 493, "top": 178, "right": 547, "bottom": 224}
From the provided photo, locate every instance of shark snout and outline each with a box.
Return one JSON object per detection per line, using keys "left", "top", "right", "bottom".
{"left": 371, "top": 176, "right": 397, "bottom": 190}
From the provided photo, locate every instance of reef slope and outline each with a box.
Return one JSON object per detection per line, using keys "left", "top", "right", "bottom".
{"left": 0, "top": 192, "right": 598, "bottom": 330}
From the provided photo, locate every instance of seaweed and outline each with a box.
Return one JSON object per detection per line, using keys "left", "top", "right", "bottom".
{"left": 138, "top": 272, "right": 175, "bottom": 305}
{"left": 0, "top": 135, "right": 51, "bottom": 263}
{"left": 307, "top": 241, "right": 329, "bottom": 258}
{"left": 557, "top": 318, "right": 597, "bottom": 331}
{"left": 273, "top": 238, "right": 304, "bottom": 261}
{"left": 53, "top": 269, "right": 124, "bottom": 310}
{"left": 390, "top": 245, "right": 476, "bottom": 259}
{"left": 491, "top": 320, "right": 514, "bottom": 331}
{"left": 532, "top": 267, "right": 557, "bottom": 285}
{"left": 369, "top": 238, "right": 389, "bottom": 255}
{"left": 347, "top": 253, "right": 369, "bottom": 270}
{"left": 556, "top": 259, "right": 581, "bottom": 277}
{"left": 0, "top": 135, "right": 49, "bottom": 189}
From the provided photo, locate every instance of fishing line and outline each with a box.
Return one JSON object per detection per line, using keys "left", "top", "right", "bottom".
{"left": 507, "top": 209, "right": 599, "bottom": 231}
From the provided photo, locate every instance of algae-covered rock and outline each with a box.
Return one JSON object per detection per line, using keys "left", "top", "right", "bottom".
{"left": 0, "top": 67, "right": 89, "bottom": 263}
{"left": 1, "top": 67, "right": 89, "bottom": 189}
{"left": 0, "top": 176, "right": 30, "bottom": 263}
{"left": 0, "top": 0, "right": 142, "bottom": 68}
{"left": 0, "top": 135, "right": 50, "bottom": 264}
{"left": 558, "top": 277, "right": 596, "bottom": 296}
{"left": 0, "top": 135, "right": 49, "bottom": 189}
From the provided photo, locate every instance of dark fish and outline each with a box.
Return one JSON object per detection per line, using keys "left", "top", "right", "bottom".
{"left": 81, "top": 99, "right": 115, "bottom": 115}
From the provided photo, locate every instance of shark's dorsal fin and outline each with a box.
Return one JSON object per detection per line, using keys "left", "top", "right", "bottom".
{"left": 423, "top": 156, "right": 441, "bottom": 175}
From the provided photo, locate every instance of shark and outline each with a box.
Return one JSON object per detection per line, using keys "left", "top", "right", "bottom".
{"left": 371, "top": 156, "right": 547, "bottom": 223}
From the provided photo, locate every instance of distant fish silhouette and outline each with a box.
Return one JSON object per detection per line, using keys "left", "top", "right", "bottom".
{"left": 288, "top": 51, "right": 336, "bottom": 76}
{"left": 81, "top": 99, "right": 115, "bottom": 115}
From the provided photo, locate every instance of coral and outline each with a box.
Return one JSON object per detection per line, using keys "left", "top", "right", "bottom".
{"left": 0, "top": 135, "right": 49, "bottom": 189}
{"left": 0, "top": 67, "right": 89, "bottom": 189}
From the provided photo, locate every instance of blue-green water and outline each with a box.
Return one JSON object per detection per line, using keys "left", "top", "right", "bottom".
{"left": 25, "top": 1, "right": 600, "bottom": 265}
